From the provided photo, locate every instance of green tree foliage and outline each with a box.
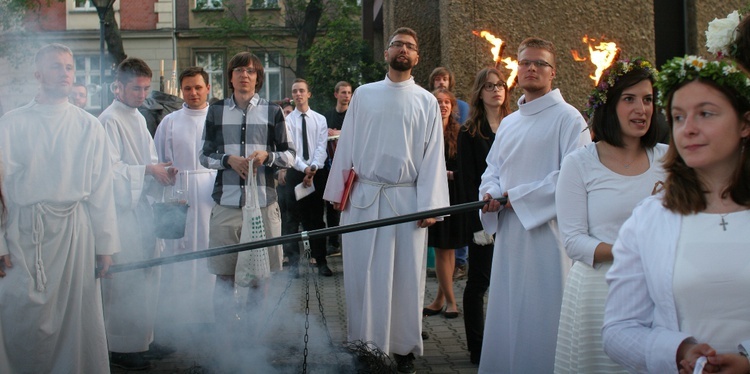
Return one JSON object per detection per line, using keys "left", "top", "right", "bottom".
{"left": 306, "top": 18, "right": 385, "bottom": 109}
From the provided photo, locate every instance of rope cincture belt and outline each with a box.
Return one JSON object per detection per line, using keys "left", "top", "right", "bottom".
{"left": 105, "top": 197, "right": 508, "bottom": 275}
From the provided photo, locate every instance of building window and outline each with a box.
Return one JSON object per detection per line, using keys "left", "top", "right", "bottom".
{"left": 196, "top": 0, "right": 222, "bottom": 9}
{"left": 74, "top": 0, "right": 94, "bottom": 9}
{"left": 260, "top": 52, "right": 282, "bottom": 102}
{"left": 74, "top": 54, "right": 111, "bottom": 110}
{"left": 195, "top": 51, "right": 226, "bottom": 100}
{"left": 250, "top": 0, "right": 278, "bottom": 9}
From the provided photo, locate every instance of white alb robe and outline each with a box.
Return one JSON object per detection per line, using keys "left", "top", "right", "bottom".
{"left": 0, "top": 100, "right": 120, "bottom": 373}
{"left": 478, "top": 89, "right": 590, "bottom": 373}
{"left": 323, "top": 75, "right": 449, "bottom": 356}
{"left": 154, "top": 104, "right": 216, "bottom": 324}
{"left": 99, "top": 99, "right": 162, "bottom": 352}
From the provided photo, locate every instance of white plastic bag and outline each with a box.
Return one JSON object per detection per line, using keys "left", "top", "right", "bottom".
{"left": 235, "top": 159, "right": 271, "bottom": 287}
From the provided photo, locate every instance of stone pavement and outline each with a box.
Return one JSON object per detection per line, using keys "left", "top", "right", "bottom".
{"left": 111, "top": 255, "right": 480, "bottom": 373}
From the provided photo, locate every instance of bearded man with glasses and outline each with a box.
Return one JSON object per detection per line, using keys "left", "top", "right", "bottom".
{"left": 323, "top": 27, "right": 449, "bottom": 374}
{"left": 477, "top": 37, "right": 591, "bottom": 373}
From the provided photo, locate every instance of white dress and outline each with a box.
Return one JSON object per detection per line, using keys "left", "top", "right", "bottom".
{"left": 99, "top": 99, "right": 162, "bottom": 352}
{"left": 554, "top": 143, "right": 667, "bottom": 374}
{"left": 154, "top": 103, "right": 216, "bottom": 324}
{"left": 0, "top": 100, "right": 120, "bottom": 373}
{"left": 323, "top": 75, "right": 449, "bottom": 356}
{"left": 478, "top": 89, "right": 591, "bottom": 373}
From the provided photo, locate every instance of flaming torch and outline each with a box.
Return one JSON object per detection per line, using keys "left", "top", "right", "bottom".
{"left": 571, "top": 35, "right": 620, "bottom": 85}
{"left": 473, "top": 30, "right": 518, "bottom": 88}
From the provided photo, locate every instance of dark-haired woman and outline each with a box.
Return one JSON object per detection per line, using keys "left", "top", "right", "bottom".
{"left": 553, "top": 58, "right": 667, "bottom": 373}
{"left": 423, "top": 88, "right": 467, "bottom": 319}
{"left": 457, "top": 67, "right": 510, "bottom": 365}
{"left": 602, "top": 56, "right": 750, "bottom": 373}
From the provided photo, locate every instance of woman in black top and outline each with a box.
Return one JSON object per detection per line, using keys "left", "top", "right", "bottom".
{"left": 457, "top": 67, "right": 511, "bottom": 365}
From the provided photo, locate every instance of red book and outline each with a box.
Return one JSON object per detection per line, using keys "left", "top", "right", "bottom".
{"left": 337, "top": 168, "right": 357, "bottom": 211}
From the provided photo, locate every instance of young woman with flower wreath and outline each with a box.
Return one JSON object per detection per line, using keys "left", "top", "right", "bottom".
{"left": 553, "top": 58, "right": 668, "bottom": 374}
{"left": 602, "top": 56, "right": 750, "bottom": 374}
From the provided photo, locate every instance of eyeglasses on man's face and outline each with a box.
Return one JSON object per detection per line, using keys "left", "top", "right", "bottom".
{"left": 389, "top": 40, "right": 418, "bottom": 52}
{"left": 483, "top": 81, "right": 507, "bottom": 92}
{"left": 233, "top": 67, "right": 257, "bottom": 75}
{"left": 518, "top": 59, "right": 553, "bottom": 69}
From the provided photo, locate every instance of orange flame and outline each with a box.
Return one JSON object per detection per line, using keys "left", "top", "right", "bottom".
{"left": 472, "top": 30, "right": 504, "bottom": 62}
{"left": 501, "top": 57, "right": 518, "bottom": 88}
{"left": 571, "top": 35, "right": 620, "bottom": 85}
{"left": 473, "top": 30, "right": 518, "bottom": 88}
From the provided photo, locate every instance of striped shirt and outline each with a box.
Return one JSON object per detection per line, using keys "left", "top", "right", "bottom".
{"left": 200, "top": 94, "right": 295, "bottom": 208}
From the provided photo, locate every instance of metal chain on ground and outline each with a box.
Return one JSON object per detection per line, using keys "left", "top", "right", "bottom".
{"left": 309, "top": 249, "right": 341, "bottom": 369}
{"left": 301, "top": 232, "right": 312, "bottom": 374}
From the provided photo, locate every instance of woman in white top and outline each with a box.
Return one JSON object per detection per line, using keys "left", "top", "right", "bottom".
{"left": 554, "top": 58, "right": 667, "bottom": 374}
{"left": 602, "top": 56, "right": 750, "bottom": 374}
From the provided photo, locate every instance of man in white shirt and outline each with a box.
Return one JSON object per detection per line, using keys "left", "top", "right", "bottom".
{"left": 99, "top": 57, "right": 177, "bottom": 371}
{"left": 478, "top": 37, "right": 590, "bottom": 373}
{"left": 279, "top": 78, "right": 332, "bottom": 276}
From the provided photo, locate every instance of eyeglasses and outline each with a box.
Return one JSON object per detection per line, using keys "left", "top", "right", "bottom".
{"left": 233, "top": 67, "right": 257, "bottom": 75}
{"left": 518, "top": 59, "right": 553, "bottom": 69}
{"left": 482, "top": 81, "right": 507, "bottom": 91}
{"left": 389, "top": 41, "right": 418, "bottom": 52}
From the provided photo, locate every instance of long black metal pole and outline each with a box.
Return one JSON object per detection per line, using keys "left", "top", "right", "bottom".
{"left": 106, "top": 197, "right": 506, "bottom": 274}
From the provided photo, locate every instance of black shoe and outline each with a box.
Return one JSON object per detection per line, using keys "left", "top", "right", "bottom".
{"left": 326, "top": 245, "right": 342, "bottom": 257}
{"left": 443, "top": 310, "right": 459, "bottom": 319}
{"left": 110, "top": 352, "right": 150, "bottom": 371}
{"left": 318, "top": 264, "right": 333, "bottom": 277}
{"left": 143, "top": 342, "right": 175, "bottom": 359}
{"left": 393, "top": 353, "right": 416, "bottom": 374}
{"left": 470, "top": 350, "right": 481, "bottom": 365}
{"left": 422, "top": 307, "right": 442, "bottom": 316}
{"left": 421, "top": 331, "right": 429, "bottom": 340}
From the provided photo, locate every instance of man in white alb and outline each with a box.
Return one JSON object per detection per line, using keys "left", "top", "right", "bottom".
{"left": 100, "top": 57, "right": 177, "bottom": 371}
{"left": 478, "top": 37, "right": 591, "bottom": 373}
{"left": 154, "top": 67, "right": 217, "bottom": 326}
{"left": 323, "top": 27, "right": 449, "bottom": 374}
{"left": 0, "top": 43, "right": 120, "bottom": 373}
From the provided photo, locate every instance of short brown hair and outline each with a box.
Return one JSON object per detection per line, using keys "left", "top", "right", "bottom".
{"left": 227, "top": 52, "right": 264, "bottom": 92}
{"left": 179, "top": 66, "right": 209, "bottom": 87}
{"left": 35, "top": 44, "right": 73, "bottom": 67}
{"left": 429, "top": 67, "right": 455, "bottom": 91}
{"left": 115, "top": 58, "right": 153, "bottom": 84}
{"left": 388, "top": 27, "right": 418, "bottom": 48}
{"left": 518, "top": 37, "right": 556, "bottom": 67}
{"left": 334, "top": 81, "right": 352, "bottom": 93}
{"left": 292, "top": 78, "right": 310, "bottom": 91}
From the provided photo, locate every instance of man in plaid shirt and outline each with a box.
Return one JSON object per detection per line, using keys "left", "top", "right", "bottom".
{"left": 199, "top": 51, "right": 295, "bottom": 325}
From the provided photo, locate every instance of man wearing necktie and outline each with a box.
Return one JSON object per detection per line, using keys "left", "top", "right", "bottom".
{"left": 280, "top": 78, "right": 332, "bottom": 276}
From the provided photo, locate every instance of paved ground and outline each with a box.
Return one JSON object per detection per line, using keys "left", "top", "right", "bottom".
{"left": 111, "top": 254, "right": 479, "bottom": 373}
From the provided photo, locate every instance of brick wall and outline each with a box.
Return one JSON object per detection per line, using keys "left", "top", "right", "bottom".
{"left": 28, "top": 0, "right": 66, "bottom": 31}
{"left": 120, "top": 0, "right": 158, "bottom": 30}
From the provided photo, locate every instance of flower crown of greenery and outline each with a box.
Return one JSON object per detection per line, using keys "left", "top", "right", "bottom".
{"left": 654, "top": 55, "right": 750, "bottom": 110}
{"left": 585, "top": 58, "right": 656, "bottom": 118}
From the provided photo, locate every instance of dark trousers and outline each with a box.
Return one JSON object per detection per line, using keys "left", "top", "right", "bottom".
{"left": 463, "top": 240, "right": 494, "bottom": 355}
{"left": 282, "top": 169, "right": 327, "bottom": 266}
{"left": 319, "top": 168, "right": 340, "bottom": 247}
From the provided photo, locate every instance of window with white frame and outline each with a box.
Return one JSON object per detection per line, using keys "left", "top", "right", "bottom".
{"left": 250, "top": 0, "right": 278, "bottom": 9}
{"left": 196, "top": 0, "right": 222, "bottom": 9}
{"left": 74, "top": 54, "right": 111, "bottom": 110}
{"left": 74, "top": 0, "right": 94, "bottom": 9}
{"left": 260, "top": 52, "right": 282, "bottom": 102}
{"left": 195, "top": 50, "right": 226, "bottom": 100}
